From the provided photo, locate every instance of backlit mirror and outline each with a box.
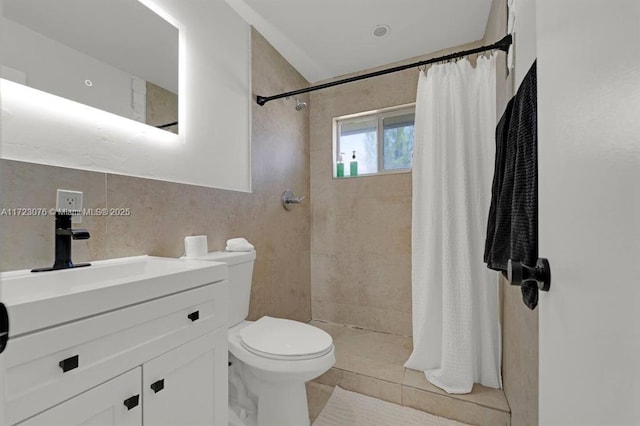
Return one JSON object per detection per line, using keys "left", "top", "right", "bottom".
{"left": 1, "top": 0, "right": 179, "bottom": 134}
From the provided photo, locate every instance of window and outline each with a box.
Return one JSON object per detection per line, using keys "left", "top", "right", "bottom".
{"left": 333, "top": 104, "right": 415, "bottom": 177}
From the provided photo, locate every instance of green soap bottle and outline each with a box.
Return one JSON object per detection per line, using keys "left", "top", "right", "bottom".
{"left": 349, "top": 151, "right": 358, "bottom": 177}
{"left": 336, "top": 152, "right": 345, "bottom": 177}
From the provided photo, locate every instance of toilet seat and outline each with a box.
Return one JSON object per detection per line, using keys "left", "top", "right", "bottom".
{"left": 239, "top": 316, "right": 333, "bottom": 361}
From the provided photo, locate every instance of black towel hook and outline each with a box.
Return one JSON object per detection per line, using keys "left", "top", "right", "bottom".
{"left": 507, "top": 258, "right": 551, "bottom": 291}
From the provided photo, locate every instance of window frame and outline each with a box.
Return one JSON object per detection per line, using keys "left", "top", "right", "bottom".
{"left": 333, "top": 103, "right": 416, "bottom": 178}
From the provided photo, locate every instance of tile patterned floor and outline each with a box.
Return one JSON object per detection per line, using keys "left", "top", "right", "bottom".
{"left": 307, "top": 321, "right": 511, "bottom": 426}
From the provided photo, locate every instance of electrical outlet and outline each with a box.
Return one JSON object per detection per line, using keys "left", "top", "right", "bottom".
{"left": 56, "top": 189, "right": 83, "bottom": 223}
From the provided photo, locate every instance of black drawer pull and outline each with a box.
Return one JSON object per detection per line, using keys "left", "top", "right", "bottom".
{"left": 0, "top": 302, "right": 8, "bottom": 354}
{"left": 150, "top": 379, "right": 165, "bottom": 393}
{"left": 123, "top": 394, "right": 140, "bottom": 410}
{"left": 59, "top": 355, "right": 79, "bottom": 373}
{"left": 187, "top": 311, "right": 199, "bottom": 322}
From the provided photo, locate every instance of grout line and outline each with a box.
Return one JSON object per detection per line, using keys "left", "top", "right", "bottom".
{"left": 103, "top": 173, "right": 109, "bottom": 259}
{"left": 311, "top": 319, "right": 412, "bottom": 338}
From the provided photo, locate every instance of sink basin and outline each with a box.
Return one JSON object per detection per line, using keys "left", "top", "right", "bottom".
{"left": 0, "top": 256, "right": 227, "bottom": 337}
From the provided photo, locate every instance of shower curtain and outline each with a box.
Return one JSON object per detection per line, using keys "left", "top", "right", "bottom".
{"left": 404, "top": 55, "right": 501, "bottom": 394}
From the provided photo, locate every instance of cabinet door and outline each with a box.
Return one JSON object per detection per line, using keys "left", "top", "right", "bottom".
{"left": 143, "top": 329, "right": 227, "bottom": 426}
{"left": 19, "top": 368, "right": 141, "bottom": 426}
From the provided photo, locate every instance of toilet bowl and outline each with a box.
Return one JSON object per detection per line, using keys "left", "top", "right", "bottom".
{"left": 229, "top": 319, "right": 335, "bottom": 426}
{"left": 185, "top": 249, "right": 335, "bottom": 426}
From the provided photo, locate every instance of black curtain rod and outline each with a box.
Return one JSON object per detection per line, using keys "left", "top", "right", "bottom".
{"left": 256, "top": 34, "right": 512, "bottom": 106}
{"left": 156, "top": 121, "right": 178, "bottom": 129}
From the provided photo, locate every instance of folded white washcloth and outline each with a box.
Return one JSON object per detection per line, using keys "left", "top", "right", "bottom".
{"left": 225, "top": 237, "right": 255, "bottom": 252}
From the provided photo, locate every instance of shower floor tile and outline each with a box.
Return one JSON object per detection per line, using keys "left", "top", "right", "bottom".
{"left": 312, "top": 320, "right": 413, "bottom": 383}
{"left": 309, "top": 320, "right": 510, "bottom": 426}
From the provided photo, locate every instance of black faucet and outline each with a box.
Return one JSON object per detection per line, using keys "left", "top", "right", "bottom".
{"left": 31, "top": 213, "right": 91, "bottom": 272}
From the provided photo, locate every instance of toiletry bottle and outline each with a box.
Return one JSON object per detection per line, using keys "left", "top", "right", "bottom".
{"left": 337, "top": 153, "right": 345, "bottom": 177}
{"left": 350, "top": 151, "right": 358, "bottom": 177}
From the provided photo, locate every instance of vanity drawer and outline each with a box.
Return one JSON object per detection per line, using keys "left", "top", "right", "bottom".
{"left": 3, "top": 281, "right": 228, "bottom": 425}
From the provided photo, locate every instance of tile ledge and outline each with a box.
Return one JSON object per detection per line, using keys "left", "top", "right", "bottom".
{"left": 319, "top": 367, "right": 510, "bottom": 415}
{"left": 327, "top": 366, "right": 400, "bottom": 386}
{"left": 401, "top": 381, "right": 511, "bottom": 414}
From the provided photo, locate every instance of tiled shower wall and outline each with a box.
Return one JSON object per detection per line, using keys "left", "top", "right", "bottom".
{"left": 0, "top": 30, "right": 312, "bottom": 323}
{"left": 309, "top": 41, "right": 484, "bottom": 337}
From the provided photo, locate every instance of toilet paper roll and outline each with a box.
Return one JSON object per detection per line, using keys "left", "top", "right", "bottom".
{"left": 184, "top": 235, "right": 208, "bottom": 258}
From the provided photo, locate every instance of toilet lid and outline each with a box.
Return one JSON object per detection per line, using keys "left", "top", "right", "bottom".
{"left": 239, "top": 316, "right": 333, "bottom": 359}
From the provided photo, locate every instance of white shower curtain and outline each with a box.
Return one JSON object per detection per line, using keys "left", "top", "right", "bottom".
{"left": 404, "top": 55, "right": 502, "bottom": 394}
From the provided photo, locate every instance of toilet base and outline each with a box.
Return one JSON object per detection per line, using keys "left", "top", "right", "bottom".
{"left": 256, "top": 382, "right": 310, "bottom": 426}
{"left": 228, "top": 321, "right": 335, "bottom": 426}
{"left": 229, "top": 356, "right": 312, "bottom": 426}
{"left": 229, "top": 376, "right": 310, "bottom": 426}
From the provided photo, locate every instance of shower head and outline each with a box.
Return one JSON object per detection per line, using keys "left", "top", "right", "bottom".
{"left": 294, "top": 97, "right": 307, "bottom": 111}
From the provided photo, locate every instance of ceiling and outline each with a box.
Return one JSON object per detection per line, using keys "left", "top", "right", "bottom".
{"left": 225, "top": 0, "right": 494, "bottom": 83}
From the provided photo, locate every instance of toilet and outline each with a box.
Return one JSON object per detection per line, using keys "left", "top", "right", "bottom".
{"left": 193, "top": 250, "right": 335, "bottom": 426}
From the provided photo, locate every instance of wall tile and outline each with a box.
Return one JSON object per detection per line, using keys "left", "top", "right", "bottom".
{"left": 501, "top": 278, "right": 538, "bottom": 426}
{"left": 0, "top": 160, "right": 107, "bottom": 271}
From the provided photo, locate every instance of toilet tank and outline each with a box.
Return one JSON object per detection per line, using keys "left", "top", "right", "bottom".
{"left": 193, "top": 250, "right": 256, "bottom": 327}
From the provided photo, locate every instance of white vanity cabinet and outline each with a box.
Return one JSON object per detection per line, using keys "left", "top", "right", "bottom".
{"left": 0, "top": 257, "right": 229, "bottom": 426}
{"left": 18, "top": 329, "right": 227, "bottom": 426}
{"left": 143, "top": 329, "right": 227, "bottom": 426}
{"left": 19, "top": 367, "right": 143, "bottom": 426}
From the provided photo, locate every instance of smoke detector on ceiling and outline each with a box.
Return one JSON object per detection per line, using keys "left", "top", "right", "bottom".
{"left": 372, "top": 24, "right": 390, "bottom": 38}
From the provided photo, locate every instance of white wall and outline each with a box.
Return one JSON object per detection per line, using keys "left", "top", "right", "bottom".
{"left": 513, "top": 0, "right": 536, "bottom": 88}
{"left": 0, "top": 0, "right": 252, "bottom": 192}
{"left": 537, "top": 0, "right": 640, "bottom": 424}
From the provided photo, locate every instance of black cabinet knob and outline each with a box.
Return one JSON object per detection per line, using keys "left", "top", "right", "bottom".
{"left": 59, "top": 355, "right": 79, "bottom": 372}
{"left": 123, "top": 394, "right": 140, "bottom": 410}
{"left": 150, "top": 379, "right": 165, "bottom": 393}
{"left": 187, "top": 311, "right": 199, "bottom": 322}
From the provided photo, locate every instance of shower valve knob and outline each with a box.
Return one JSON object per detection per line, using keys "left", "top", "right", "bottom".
{"left": 282, "top": 190, "right": 305, "bottom": 210}
{"left": 507, "top": 258, "right": 551, "bottom": 291}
